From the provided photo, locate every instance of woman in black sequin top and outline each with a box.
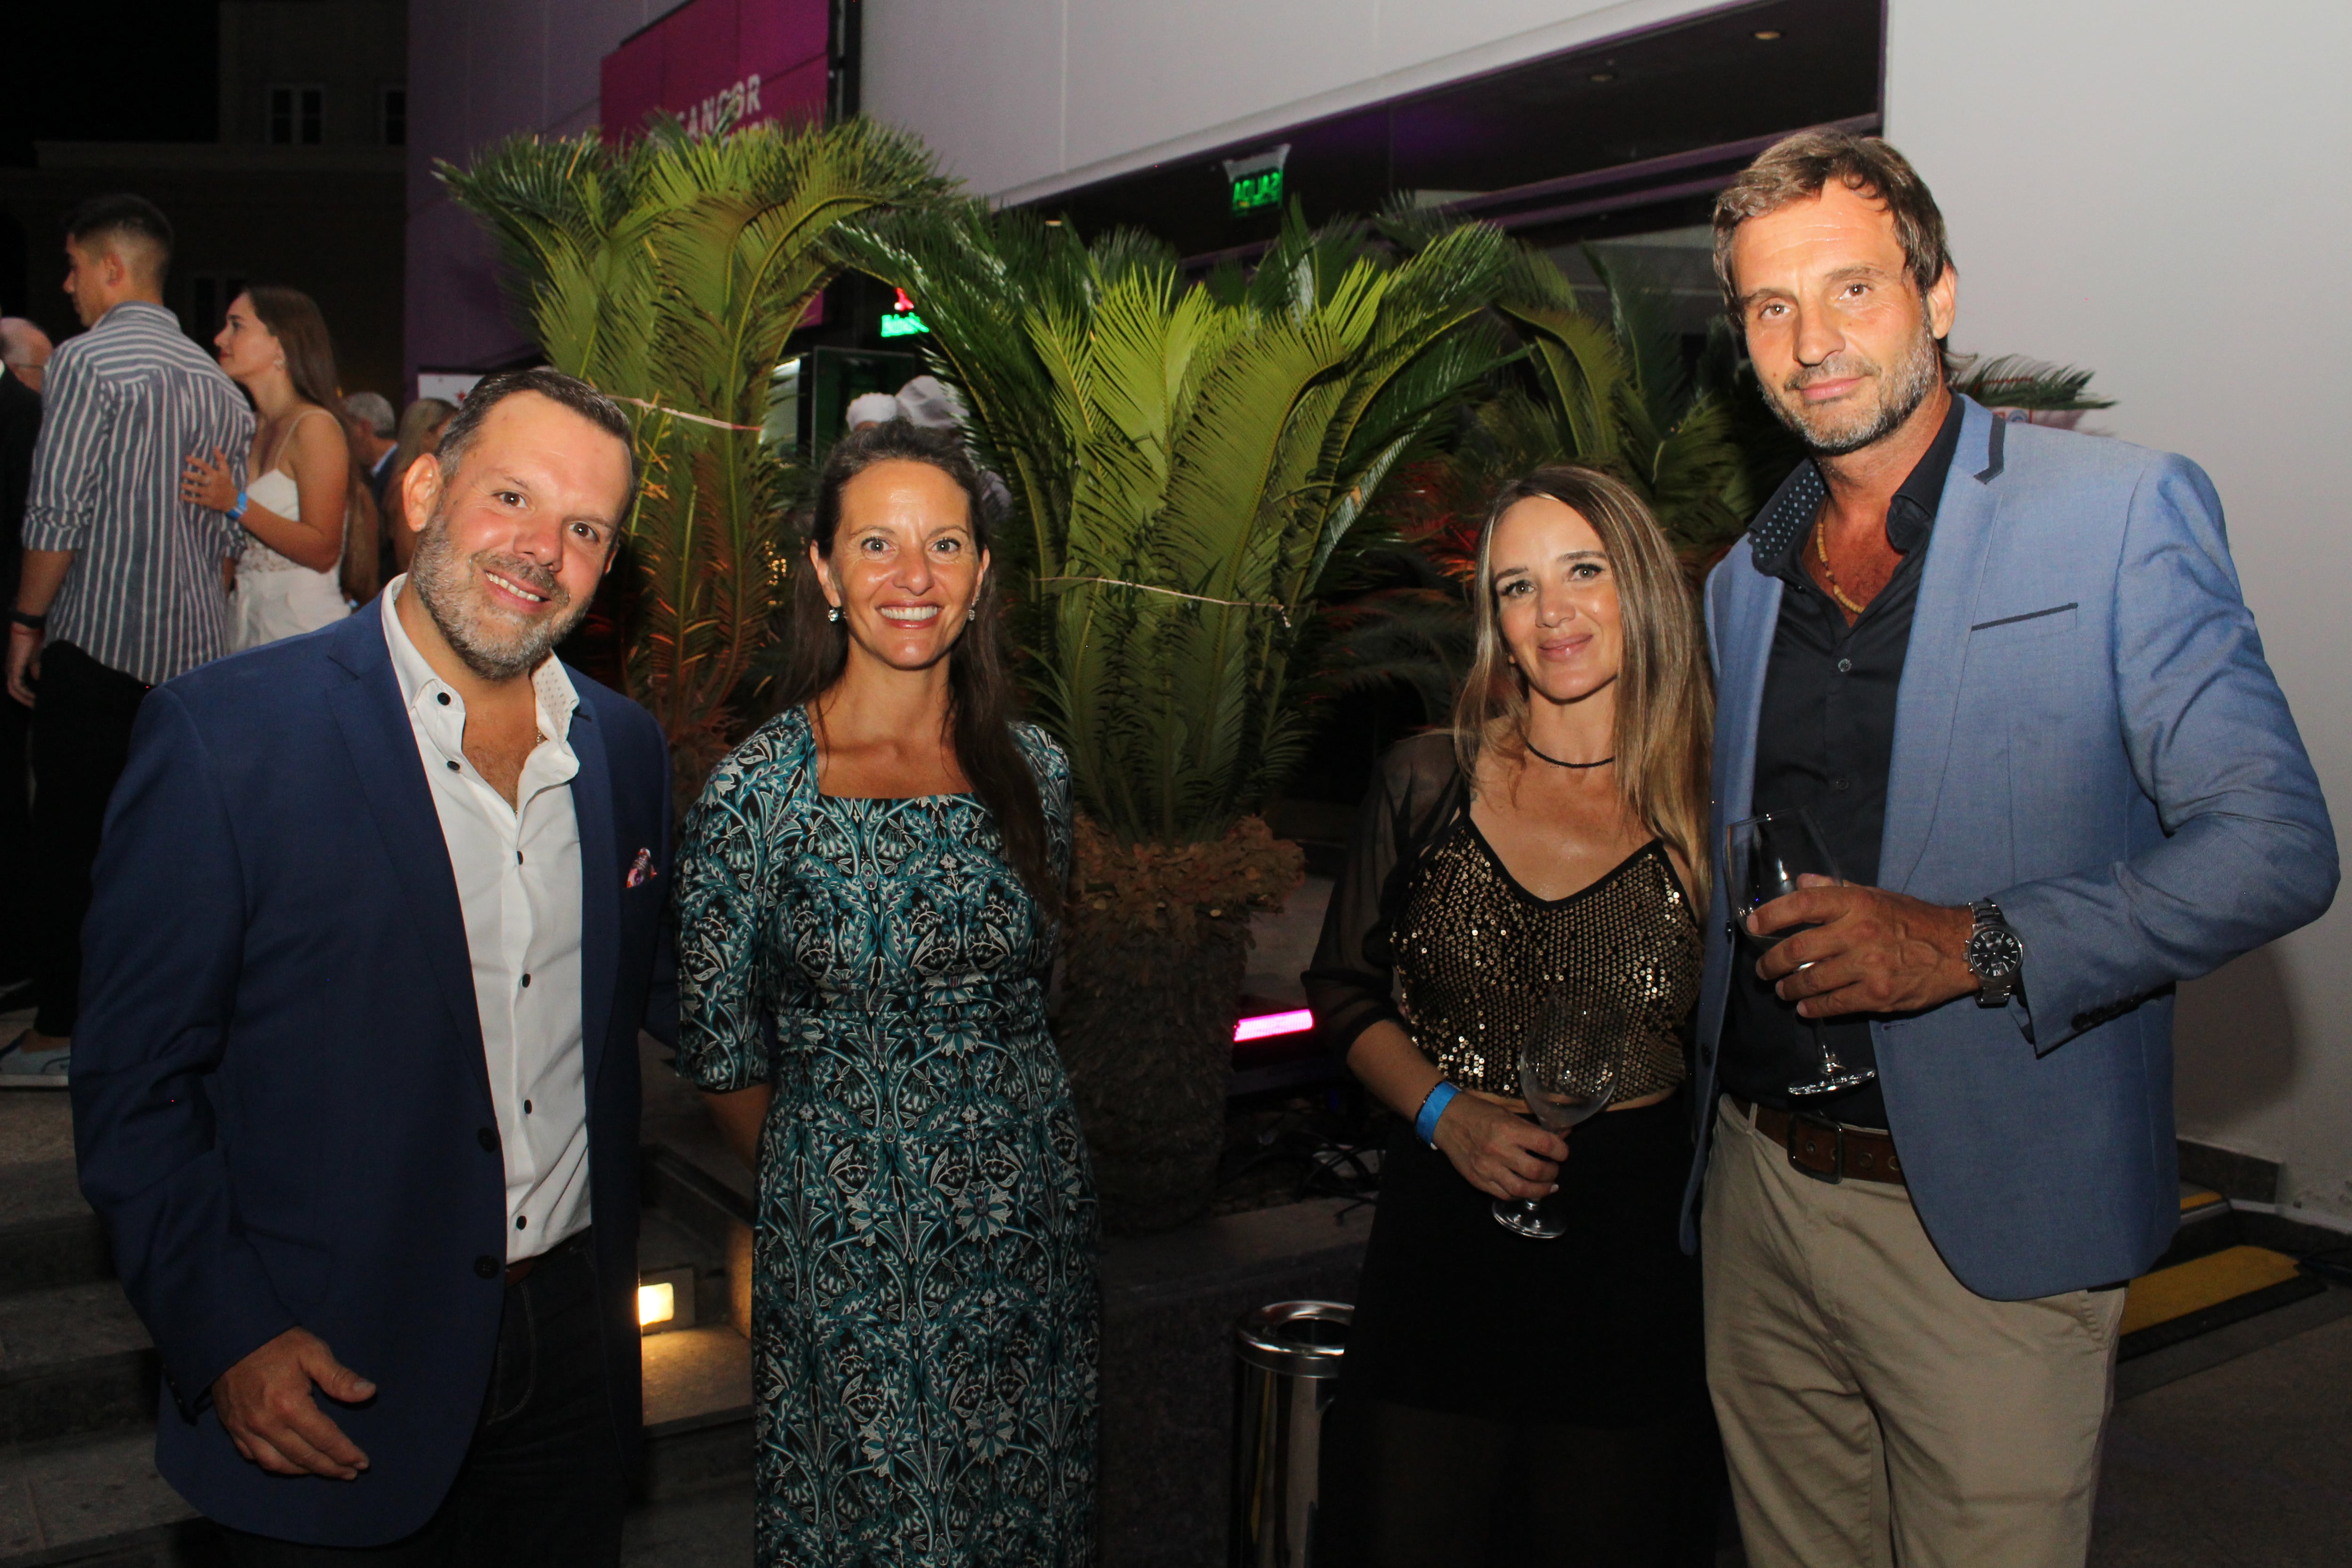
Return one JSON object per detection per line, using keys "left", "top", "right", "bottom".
{"left": 1305, "top": 467, "right": 1719, "bottom": 1567}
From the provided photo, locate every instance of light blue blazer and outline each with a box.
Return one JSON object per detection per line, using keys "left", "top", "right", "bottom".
{"left": 1684, "top": 397, "right": 2337, "bottom": 1300}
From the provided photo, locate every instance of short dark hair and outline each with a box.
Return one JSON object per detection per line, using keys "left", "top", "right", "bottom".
{"left": 64, "top": 194, "right": 174, "bottom": 281}
{"left": 1711, "top": 130, "right": 1952, "bottom": 314}
{"left": 433, "top": 367, "right": 639, "bottom": 521}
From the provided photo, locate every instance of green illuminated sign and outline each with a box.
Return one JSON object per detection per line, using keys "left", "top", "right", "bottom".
{"left": 1222, "top": 143, "right": 1290, "bottom": 220}
{"left": 880, "top": 286, "right": 929, "bottom": 339}
{"left": 1230, "top": 167, "right": 1283, "bottom": 214}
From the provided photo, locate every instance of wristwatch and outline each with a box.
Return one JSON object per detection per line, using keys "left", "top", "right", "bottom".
{"left": 1965, "top": 898, "right": 2026, "bottom": 1007}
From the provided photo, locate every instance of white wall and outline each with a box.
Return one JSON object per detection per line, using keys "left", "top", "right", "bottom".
{"left": 1886, "top": 2, "right": 2352, "bottom": 1216}
{"left": 862, "top": 0, "right": 1727, "bottom": 202}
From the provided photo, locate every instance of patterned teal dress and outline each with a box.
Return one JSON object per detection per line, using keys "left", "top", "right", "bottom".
{"left": 672, "top": 707, "right": 1099, "bottom": 1567}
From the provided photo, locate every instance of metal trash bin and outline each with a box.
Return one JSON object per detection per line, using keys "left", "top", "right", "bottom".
{"left": 1231, "top": 1299, "right": 1351, "bottom": 1568}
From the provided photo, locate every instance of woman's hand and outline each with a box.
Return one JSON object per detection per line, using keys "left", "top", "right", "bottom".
{"left": 1431, "top": 1092, "right": 1570, "bottom": 1202}
{"left": 181, "top": 448, "right": 238, "bottom": 514}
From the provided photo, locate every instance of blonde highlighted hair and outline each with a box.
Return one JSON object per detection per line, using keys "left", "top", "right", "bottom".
{"left": 1451, "top": 465, "right": 1714, "bottom": 892}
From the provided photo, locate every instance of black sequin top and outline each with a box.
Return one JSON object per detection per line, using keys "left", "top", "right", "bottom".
{"left": 1303, "top": 732, "right": 1700, "bottom": 1099}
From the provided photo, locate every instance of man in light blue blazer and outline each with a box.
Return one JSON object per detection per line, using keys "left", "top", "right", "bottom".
{"left": 1689, "top": 132, "right": 2335, "bottom": 1568}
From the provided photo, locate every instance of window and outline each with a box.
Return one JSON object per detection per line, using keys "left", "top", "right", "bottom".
{"left": 266, "top": 85, "right": 325, "bottom": 146}
{"left": 381, "top": 85, "right": 406, "bottom": 147}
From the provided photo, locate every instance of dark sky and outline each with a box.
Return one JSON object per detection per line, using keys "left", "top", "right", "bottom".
{"left": 0, "top": 4, "right": 219, "bottom": 166}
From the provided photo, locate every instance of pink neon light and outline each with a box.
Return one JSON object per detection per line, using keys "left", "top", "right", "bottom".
{"left": 1234, "top": 1009, "right": 1315, "bottom": 1043}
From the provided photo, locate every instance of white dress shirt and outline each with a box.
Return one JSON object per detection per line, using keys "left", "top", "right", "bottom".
{"left": 383, "top": 578, "right": 590, "bottom": 1263}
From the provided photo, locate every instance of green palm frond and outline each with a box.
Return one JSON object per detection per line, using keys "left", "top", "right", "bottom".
{"left": 1950, "top": 353, "right": 2114, "bottom": 413}
{"left": 440, "top": 119, "right": 951, "bottom": 783}
{"left": 838, "top": 205, "right": 1511, "bottom": 844}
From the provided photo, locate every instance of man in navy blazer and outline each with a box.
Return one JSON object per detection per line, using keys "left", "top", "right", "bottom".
{"left": 73, "top": 369, "right": 674, "bottom": 1565}
{"left": 1688, "top": 134, "right": 2335, "bottom": 1568}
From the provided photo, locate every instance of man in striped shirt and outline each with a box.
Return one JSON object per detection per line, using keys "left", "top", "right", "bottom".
{"left": 2, "top": 195, "right": 252, "bottom": 1084}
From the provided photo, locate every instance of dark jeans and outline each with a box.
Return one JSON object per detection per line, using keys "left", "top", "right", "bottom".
{"left": 28, "top": 641, "right": 148, "bottom": 1036}
{"left": 220, "top": 1234, "right": 627, "bottom": 1568}
{"left": 0, "top": 686, "right": 30, "bottom": 983}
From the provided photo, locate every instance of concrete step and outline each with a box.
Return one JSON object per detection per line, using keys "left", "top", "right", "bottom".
{"left": 0, "top": 1092, "right": 108, "bottom": 1300}
{"left": 0, "top": 1428, "right": 207, "bottom": 1568}
{"left": 0, "top": 1285, "right": 155, "bottom": 1448}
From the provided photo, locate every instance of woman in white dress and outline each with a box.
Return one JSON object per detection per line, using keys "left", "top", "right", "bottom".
{"left": 179, "top": 286, "right": 358, "bottom": 650}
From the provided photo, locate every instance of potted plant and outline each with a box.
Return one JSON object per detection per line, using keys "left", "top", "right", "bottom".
{"left": 442, "top": 118, "right": 952, "bottom": 795}
{"left": 835, "top": 206, "right": 1514, "bottom": 1231}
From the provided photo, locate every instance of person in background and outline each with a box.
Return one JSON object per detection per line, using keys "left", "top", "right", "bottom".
{"left": 0, "top": 317, "right": 50, "bottom": 394}
{"left": 74, "top": 369, "right": 672, "bottom": 1565}
{"left": 382, "top": 397, "right": 456, "bottom": 578}
{"left": 1305, "top": 467, "right": 1719, "bottom": 1568}
{"left": 0, "top": 317, "right": 51, "bottom": 1006}
{"left": 180, "top": 286, "right": 357, "bottom": 649}
{"left": 1692, "top": 130, "right": 2336, "bottom": 1568}
{"left": 344, "top": 390, "right": 399, "bottom": 510}
{"left": 672, "top": 420, "right": 1097, "bottom": 1567}
{"left": 3, "top": 194, "right": 251, "bottom": 1088}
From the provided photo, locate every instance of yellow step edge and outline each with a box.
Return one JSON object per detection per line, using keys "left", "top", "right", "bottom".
{"left": 2121, "top": 1244, "right": 2303, "bottom": 1337}
{"left": 2178, "top": 1186, "right": 2226, "bottom": 1214}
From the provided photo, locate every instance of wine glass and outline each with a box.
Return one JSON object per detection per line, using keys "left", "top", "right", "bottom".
{"left": 1724, "top": 810, "right": 1873, "bottom": 1097}
{"left": 1491, "top": 990, "right": 1622, "bottom": 1239}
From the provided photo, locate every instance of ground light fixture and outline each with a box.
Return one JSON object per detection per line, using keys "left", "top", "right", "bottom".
{"left": 637, "top": 1267, "right": 697, "bottom": 1334}
{"left": 1754, "top": 29, "right": 1784, "bottom": 40}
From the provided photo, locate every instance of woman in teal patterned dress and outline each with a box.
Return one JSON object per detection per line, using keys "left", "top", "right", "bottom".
{"left": 673, "top": 422, "right": 1097, "bottom": 1566}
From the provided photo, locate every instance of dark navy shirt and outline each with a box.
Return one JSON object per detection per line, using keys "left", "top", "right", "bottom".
{"left": 1720, "top": 396, "right": 1965, "bottom": 1129}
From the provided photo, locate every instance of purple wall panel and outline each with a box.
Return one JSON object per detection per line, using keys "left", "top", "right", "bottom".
{"left": 600, "top": 0, "right": 830, "bottom": 142}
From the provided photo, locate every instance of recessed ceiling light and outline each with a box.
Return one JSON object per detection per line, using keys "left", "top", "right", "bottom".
{"left": 1589, "top": 71, "right": 1616, "bottom": 83}
{"left": 1753, "top": 29, "right": 1783, "bottom": 40}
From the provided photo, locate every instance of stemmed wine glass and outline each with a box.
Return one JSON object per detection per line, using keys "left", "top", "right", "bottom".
{"left": 1724, "top": 810, "right": 1873, "bottom": 1097}
{"left": 1491, "top": 989, "right": 1623, "bottom": 1239}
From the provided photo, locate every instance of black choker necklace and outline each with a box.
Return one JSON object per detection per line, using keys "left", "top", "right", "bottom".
{"left": 1524, "top": 738, "right": 1615, "bottom": 770}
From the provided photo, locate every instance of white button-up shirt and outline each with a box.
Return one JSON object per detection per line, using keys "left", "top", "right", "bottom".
{"left": 382, "top": 578, "right": 590, "bottom": 1263}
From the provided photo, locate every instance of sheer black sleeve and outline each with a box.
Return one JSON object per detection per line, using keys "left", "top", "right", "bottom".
{"left": 1301, "top": 732, "right": 1467, "bottom": 1060}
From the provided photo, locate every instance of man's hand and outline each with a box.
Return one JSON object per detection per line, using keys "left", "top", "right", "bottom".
{"left": 6, "top": 624, "right": 40, "bottom": 707}
{"left": 1751, "top": 876, "right": 1977, "bottom": 1018}
{"left": 1432, "top": 1092, "right": 1572, "bottom": 1202}
{"left": 212, "top": 1327, "right": 376, "bottom": 1480}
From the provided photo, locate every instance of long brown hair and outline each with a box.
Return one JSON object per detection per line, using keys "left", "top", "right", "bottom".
{"left": 242, "top": 285, "right": 375, "bottom": 597}
{"left": 1452, "top": 465, "right": 1713, "bottom": 892}
{"left": 777, "top": 422, "right": 1055, "bottom": 902}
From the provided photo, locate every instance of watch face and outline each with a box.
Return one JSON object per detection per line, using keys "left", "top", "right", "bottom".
{"left": 1968, "top": 926, "right": 2024, "bottom": 980}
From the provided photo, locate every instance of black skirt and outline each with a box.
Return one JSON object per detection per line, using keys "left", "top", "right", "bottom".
{"left": 1337, "top": 1090, "right": 1706, "bottom": 1425}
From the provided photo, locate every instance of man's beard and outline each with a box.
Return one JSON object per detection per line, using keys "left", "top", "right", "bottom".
{"left": 406, "top": 505, "right": 590, "bottom": 683}
{"left": 1764, "top": 322, "right": 1945, "bottom": 457}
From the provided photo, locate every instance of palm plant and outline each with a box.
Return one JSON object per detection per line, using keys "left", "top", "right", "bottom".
{"left": 441, "top": 119, "right": 951, "bottom": 788}
{"left": 834, "top": 203, "right": 1514, "bottom": 1230}
{"left": 837, "top": 204, "right": 1515, "bottom": 846}
{"left": 1319, "top": 242, "right": 1757, "bottom": 722}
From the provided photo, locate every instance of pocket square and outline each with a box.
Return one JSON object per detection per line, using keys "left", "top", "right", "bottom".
{"left": 626, "top": 847, "right": 657, "bottom": 888}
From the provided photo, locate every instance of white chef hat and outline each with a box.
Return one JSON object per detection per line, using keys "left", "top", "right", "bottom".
{"left": 845, "top": 391, "right": 903, "bottom": 430}
{"left": 893, "top": 375, "right": 968, "bottom": 430}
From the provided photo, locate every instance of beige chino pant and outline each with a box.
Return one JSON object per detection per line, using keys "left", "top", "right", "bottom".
{"left": 1701, "top": 1098, "right": 2125, "bottom": 1568}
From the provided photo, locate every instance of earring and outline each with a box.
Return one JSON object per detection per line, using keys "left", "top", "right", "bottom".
{"left": 966, "top": 607, "right": 977, "bottom": 623}
{"left": 827, "top": 606, "right": 840, "bottom": 623}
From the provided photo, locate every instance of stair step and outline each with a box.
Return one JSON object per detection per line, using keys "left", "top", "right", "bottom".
{"left": 0, "top": 1160, "right": 108, "bottom": 1303}
{"left": 0, "top": 1428, "right": 201, "bottom": 1567}
{"left": 2120, "top": 1243, "right": 2326, "bottom": 1361}
{"left": 0, "top": 1285, "right": 156, "bottom": 1448}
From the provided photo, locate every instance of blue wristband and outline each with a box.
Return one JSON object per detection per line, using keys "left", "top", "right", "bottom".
{"left": 1414, "top": 1080, "right": 1460, "bottom": 1147}
{"left": 227, "top": 487, "right": 248, "bottom": 523}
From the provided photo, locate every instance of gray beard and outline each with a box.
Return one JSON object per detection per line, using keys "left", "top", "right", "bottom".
{"left": 405, "top": 508, "right": 589, "bottom": 684}
{"left": 1767, "top": 326, "right": 1946, "bottom": 458}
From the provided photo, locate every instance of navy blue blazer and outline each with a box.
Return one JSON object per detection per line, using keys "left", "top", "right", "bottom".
{"left": 1686, "top": 399, "right": 2336, "bottom": 1299}
{"left": 72, "top": 597, "right": 675, "bottom": 1547}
